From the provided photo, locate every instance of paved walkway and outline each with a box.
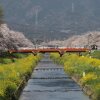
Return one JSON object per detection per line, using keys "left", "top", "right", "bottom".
{"left": 19, "top": 54, "right": 90, "bottom": 100}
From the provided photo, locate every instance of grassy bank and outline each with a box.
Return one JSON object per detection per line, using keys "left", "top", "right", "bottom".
{"left": 0, "top": 53, "right": 29, "bottom": 64}
{"left": 50, "top": 52, "right": 100, "bottom": 100}
{"left": 0, "top": 54, "right": 41, "bottom": 100}
{"left": 82, "top": 50, "right": 100, "bottom": 59}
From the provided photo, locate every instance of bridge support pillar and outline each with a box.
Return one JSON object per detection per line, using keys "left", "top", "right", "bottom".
{"left": 60, "top": 53, "right": 63, "bottom": 57}
{"left": 78, "top": 52, "right": 82, "bottom": 56}
{"left": 32, "top": 51, "right": 37, "bottom": 56}
{"left": 58, "top": 51, "right": 66, "bottom": 57}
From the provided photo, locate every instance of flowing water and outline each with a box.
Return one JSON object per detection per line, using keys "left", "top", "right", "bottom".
{"left": 19, "top": 54, "right": 90, "bottom": 100}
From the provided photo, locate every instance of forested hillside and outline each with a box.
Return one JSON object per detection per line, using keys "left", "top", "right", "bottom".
{"left": 0, "top": 6, "right": 3, "bottom": 24}
{"left": 1, "top": 0, "right": 100, "bottom": 39}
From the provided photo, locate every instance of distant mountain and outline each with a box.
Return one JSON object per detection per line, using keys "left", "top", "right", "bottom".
{"left": 1, "top": 0, "right": 100, "bottom": 40}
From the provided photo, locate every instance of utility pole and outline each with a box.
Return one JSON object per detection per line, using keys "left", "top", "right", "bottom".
{"left": 72, "top": 0, "right": 75, "bottom": 13}
{"left": 35, "top": 6, "right": 40, "bottom": 31}
{"left": 35, "top": 8, "right": 38, "bottom": 31}
{"left": 88, "top": 34, "right": 92, "bottom": 48}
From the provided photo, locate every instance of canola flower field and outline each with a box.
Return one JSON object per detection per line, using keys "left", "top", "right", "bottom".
{"left": 51, "top": 51, "right": 100, "bottom": 100}
{"left": 0, "top": 54, "right": 41, "bottom": 100}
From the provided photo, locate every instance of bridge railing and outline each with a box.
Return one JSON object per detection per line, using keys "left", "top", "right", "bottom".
{"left": 8, "top": 47, "right": 90, "bottom": 57}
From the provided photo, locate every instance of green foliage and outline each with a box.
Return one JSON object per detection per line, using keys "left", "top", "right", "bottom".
{"left": 12, "top": 53, "right": 28, "bottom": 58}
{"left": 0, "top": 58, "right": 13, "bottom": 64}
{"left": 83, "top": 50, "right": 100, "bottom": 59}
{"left": 90, "top": 51, "right": 100, "bottom": 59}
{"left": 4, "top": 84, "right": 17, "bottom": 100}
{"left": 0, "top": 53, "right": 29, "bottom": 64}
{"left": 95, "top": 88, "right": 100, "bottom": 100}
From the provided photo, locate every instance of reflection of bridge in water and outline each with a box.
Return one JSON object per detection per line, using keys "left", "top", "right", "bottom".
{"left": 8, "top": 47, "right": 90, "bottom": 56}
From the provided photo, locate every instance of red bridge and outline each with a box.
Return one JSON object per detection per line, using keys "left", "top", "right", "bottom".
{"left": 8, "top": 47, "right": 90, "bottom": 56}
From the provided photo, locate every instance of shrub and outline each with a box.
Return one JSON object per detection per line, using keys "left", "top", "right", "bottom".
{"left": 12, "top": 53, "right": 28, "bottom": 58}
{"left": 91, "top": 51, "right": 100, "bottom": 59}
{"left": 80, "top": 73, "right": 97, "bottom": 85}
{"left": 4, "top": 83, "right": 17, "bottom": 100}
{"left": 0, "top": 58, "right": 12, "bottom": 64}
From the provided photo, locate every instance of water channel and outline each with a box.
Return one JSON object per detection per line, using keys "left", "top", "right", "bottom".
{"left": 19, "top": 54, "right": 90, "bottom": 100}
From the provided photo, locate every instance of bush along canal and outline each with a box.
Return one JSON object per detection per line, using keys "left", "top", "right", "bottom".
{"left": 0, "top": 54, "right": 41, "bottom": 100}
{"left": 50, "top": 53, "right": 100, "bottom": 100}
{"left": 19, "top": 54, "right": 90, "bottom": 100}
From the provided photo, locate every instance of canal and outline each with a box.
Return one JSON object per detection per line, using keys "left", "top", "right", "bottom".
{"left": 19, "top": 54, "right": 90, "bottom": 100}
